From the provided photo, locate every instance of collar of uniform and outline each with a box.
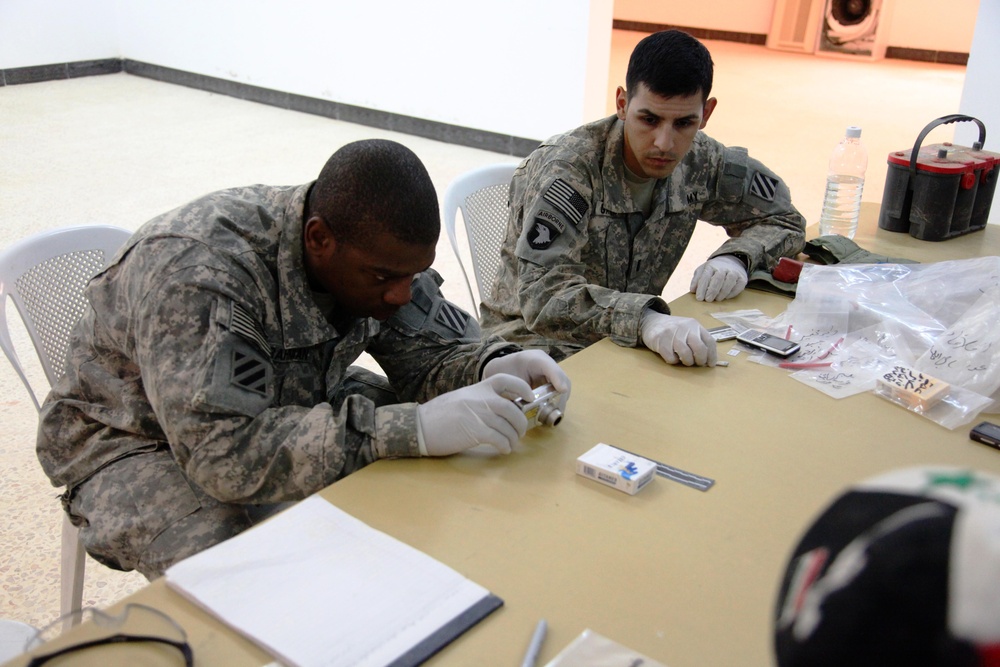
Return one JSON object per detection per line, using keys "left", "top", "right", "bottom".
{"left": 275, "top": 182, "right": 370, "bottom": 349}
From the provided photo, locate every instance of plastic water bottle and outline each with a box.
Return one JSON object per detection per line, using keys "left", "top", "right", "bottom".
{"left": 818, "top": 126, "right": 868, "bottom": 239}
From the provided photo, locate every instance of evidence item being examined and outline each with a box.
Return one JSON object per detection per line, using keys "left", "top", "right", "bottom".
{"left": 736, "top": 329, "right": 801, "bottom": 358}
{"left": 513, "top": 383, "right": 564, "bottom": 428}
{"left": 707, "top": 325, "right": 738, "bottom": 341}
{"left": 970, "top": 421, "right": 1000, "bottom": 450}
{"left": 879, "top": 115, "right": 999, "bottom": 241}
{"left": 576, "top": 443, "right": 656, "bottom": 495}
{"left": 876, "top": 366, "right": 950, "bottom": 411}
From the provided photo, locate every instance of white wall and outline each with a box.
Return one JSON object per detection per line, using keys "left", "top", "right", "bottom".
{"left": 1, "top": 0, "right": 612, "bottom": 142}
{"left": 0, "top": 0, "right": 118, "bottom": 67}
{"left": 110, "top": 0, "right": 612, "bottom": 141}
{"left": 956, "top": 1, "right": 1000, "bottom": 225}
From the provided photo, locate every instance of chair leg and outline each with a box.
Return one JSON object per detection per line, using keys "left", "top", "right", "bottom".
{"left": 59, "top": 515, "right": 85, "bottom": 628}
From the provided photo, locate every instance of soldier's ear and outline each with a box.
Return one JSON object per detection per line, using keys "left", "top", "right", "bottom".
{"left": 701, "top": 97, "right": 718, "bottom": 129}
{"left": 303, "top": 216, "right": 336, "bottom": 260}
{"left": 615, "top": 86, "right": 628, "bottom": 121}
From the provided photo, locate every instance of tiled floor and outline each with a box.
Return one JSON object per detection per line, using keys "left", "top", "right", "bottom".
{"left": 0, "top": 29, "right": 967, "bottom": 630}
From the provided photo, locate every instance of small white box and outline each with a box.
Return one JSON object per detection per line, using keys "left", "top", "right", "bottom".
{"left": 576, "top": 443, "right": 656, "bottom": 495}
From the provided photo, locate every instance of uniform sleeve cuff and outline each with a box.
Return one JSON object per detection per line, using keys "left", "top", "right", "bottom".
{"left": 477, "top": 341, "right": 522, "bottom": 380}
{"left": 710, "top": 244, "right": 758, "bottom": 273}
{"left": 610, "top": 294, "right": 669, "bottom": 347}
{"left": 373, "top": 403, "right": 422, "bottom": 459}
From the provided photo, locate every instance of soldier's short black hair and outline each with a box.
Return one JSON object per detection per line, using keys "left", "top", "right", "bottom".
{"left": 308, "top": 139, "right": 439, "bottom": 247}
{"left": 625, "top": 30, "right": 714, "bottom": 103}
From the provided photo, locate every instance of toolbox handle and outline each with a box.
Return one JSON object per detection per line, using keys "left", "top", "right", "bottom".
{"left": 909, "top": 114, "right": 987, "bottom": 175}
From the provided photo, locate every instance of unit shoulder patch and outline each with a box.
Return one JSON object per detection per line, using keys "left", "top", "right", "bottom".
{"left": 527, "top": 218, "right": 561, "bottom": 250}
{"left": 749, "top": 171, "right": 779, "bottom": 202}
{"left": 434, "top": 301, "right": 470, "bottom": 335}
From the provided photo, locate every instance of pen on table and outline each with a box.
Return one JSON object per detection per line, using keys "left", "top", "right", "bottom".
{"left": 521, "top": 618, "right": 547, "bottom": 667}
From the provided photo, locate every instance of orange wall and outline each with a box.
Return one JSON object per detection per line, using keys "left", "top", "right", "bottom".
{"left": 613, "top": 0, "right": 979, "bottom": 53}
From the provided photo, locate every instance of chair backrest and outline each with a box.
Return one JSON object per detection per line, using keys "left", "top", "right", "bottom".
{"left": 0, "top": 225, "right": 133, "bottom": 410}
{"left": 442, "top": 163, "right": 518, "bottom": 311}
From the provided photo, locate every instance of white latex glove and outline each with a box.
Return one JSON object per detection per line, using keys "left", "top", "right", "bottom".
{"left": 482, "top": 349, "right": 571, "bottom": 413}
{"left": 640, "top": 310, "right": 717, "bottom": 366}
{"left": 690, "top": 255, "right": 748, "bottom": 302}
{"left": 416, "top": 374, "right": 534, "bottom": 456}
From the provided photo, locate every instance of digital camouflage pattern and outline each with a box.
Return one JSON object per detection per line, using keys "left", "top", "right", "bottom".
{"left": 37, "top": 182, "right": 516, "bottom": 575}
{"left": 480, "top": 116, "right": 806, "bottom": 360}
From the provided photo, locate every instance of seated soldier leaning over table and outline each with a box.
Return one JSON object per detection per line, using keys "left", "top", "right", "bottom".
{"left": 480, "top": 29, "right": 806, "bottom": 367}
{"left": 36, "top": 139, "right": 570, "bottom": 579}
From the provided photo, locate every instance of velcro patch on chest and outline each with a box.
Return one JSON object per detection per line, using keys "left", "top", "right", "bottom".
{"left": 543, "top": 178, "right": 588, "bottom": 225}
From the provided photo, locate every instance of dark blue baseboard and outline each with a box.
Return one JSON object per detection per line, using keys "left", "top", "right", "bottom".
{"left": 1, "top": 58, "right": 540, "bottom": 157}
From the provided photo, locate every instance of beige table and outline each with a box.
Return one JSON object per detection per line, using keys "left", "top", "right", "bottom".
{"left": 10, "top": 207, "right": 1000, "bottom": 667}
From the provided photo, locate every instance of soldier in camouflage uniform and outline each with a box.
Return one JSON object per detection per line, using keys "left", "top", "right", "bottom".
{"left": 481, "top": 30, "right": 805, "bottom": 365}
{"left": 37, "top": 139, "right": 570, "bottom": 578}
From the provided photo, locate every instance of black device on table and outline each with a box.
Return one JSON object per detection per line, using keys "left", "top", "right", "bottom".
{"left": 970, "top": 421, "right": 1000, "bottom": 450}
{"left": 736, "top": 329, "right": 801, "bottom": 358}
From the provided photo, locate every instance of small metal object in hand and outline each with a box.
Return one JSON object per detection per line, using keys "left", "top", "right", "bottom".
{"left": 514, "top": 384, "right": 564, "bottom": 428}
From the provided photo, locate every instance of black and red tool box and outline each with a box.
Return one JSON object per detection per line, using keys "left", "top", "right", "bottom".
{"left": 879, "top": 115, "right": 999, "bottom": 241}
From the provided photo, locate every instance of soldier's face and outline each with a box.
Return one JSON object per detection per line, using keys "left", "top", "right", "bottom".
{"left": 615, "top": 83, "right": 716, "bottom": 180}
{"left": 304, "top": 219, "right": 436, "bottom": 321}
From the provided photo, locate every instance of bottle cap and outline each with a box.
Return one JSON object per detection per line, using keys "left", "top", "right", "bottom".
{"left": 846, "top": 126, "right": 862, "bottom": 138}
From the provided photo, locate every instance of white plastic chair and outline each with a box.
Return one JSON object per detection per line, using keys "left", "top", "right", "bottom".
{"left": 442, "top": 163, "right": 518, "bottom": 311}
{"left": 0, "top": 225, "right": 132, "bottom": 625}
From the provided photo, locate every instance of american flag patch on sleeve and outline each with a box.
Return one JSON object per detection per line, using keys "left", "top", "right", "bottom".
{"left": 230, "top": 302, "right": 270, "bottom": 356}
{"left": 543, "top": 179, "right": 589, "bottom": 225}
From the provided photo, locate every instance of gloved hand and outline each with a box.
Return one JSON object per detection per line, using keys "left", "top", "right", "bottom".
{"left": 416, "top": 374, "right": 534, "bottom": 456}
{"left": 690, "top": 255, "right": 748, "bottom": 302}
{"left": 640, "top": 310, "right": 717, "bottom": 366}
{"left": 482, "top": 349, "right": 571, "bottom": 413}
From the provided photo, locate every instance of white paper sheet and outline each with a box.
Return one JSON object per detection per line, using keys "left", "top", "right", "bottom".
{"left": 166, "top": 496, "right": 496, "bottom": 667}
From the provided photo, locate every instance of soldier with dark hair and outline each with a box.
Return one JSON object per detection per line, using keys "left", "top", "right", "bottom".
{"left": 481, "top": 30, "right": 806, "bottom": 366}
{"left": 37, "top": 139, "right": 570, "bottom": 578}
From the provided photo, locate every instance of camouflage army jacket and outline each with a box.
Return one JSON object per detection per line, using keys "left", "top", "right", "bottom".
{"left": 37, "top": 183, "right": 514, "bottom": 503}
{"left": 480, "top": 115, "right": 806, "bottom": 360}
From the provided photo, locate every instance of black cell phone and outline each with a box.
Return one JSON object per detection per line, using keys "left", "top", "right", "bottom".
{"left": 970, "top": 421, "right": 1000, "bottom": 450}
{"left": 736, "top": 328, "right": 801, "bottom": 358}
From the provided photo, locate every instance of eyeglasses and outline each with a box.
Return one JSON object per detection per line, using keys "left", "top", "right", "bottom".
{"left": 23, "top": 603, "right": 192, "bottom": 667}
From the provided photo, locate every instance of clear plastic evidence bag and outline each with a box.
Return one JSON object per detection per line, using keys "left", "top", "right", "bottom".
{"left": 712, "top": 257, "right": 1000, "bottom": 429}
